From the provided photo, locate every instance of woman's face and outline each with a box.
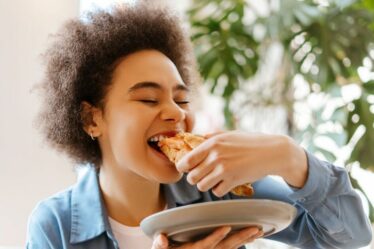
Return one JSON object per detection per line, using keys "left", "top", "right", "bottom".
{"left": 96, "top": 49, "right": 195, "bottom": 183}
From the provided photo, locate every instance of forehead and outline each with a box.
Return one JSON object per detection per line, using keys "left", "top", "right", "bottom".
{"left": 110, "top": 50, "right": 185, "bottom": 90}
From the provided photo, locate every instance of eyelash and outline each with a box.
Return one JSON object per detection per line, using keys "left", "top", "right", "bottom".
{"left": 176, "top": 101, "right": 190, "bottom": 105}
{"left": 139, "top": 100, "right": 158, "bottom": 105}
{"left": 139, "top": 100, "right": 190, "bottom": 106}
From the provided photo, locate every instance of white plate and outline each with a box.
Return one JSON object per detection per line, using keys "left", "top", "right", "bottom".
{"left": 140, "top": 199, "right": 297, "bottom": 243}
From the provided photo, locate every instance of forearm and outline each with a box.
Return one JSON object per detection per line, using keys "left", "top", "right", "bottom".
{"left": 270, "top": 152, "right": 372, "bottom": 248}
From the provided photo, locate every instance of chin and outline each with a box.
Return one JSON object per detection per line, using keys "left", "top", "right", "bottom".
{"left": 156, "top": 171, "right": 183, "bottom": 184}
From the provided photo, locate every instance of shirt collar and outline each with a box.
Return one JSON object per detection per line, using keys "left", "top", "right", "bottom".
{"left": 70, "top": 166, "right": 110, "bottom": 244}
{"left": 69, "top": 167, "right": 202, "bottom": 244}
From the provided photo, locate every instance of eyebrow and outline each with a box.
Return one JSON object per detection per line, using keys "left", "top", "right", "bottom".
{"left": 127, "top": 81, "right": 189, "bottom": 93}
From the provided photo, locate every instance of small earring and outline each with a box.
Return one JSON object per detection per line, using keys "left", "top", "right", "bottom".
{"left": 90, "top": 132, "right": 96, "bottom": 141}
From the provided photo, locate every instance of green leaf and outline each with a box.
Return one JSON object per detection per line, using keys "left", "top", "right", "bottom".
{"left": 223, "top": 101, "right": 235, "bottom": 129}
{"left": 362, "top": 0, "right": 374, "bottom": 10}
{"left": 198, "top": 48, "right": 218, "bottom": 78}
{"left": 362, "top": 81, "right": 374, "bottom": 94}
{"left": 346, "top": 98, "right": 374, "bottom": 171}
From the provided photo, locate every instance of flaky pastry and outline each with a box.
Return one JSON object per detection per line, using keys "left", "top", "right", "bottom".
{"left": 158, "top": 132, "right": 254, "bottom": 197}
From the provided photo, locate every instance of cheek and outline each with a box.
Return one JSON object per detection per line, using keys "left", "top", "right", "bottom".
{"left": 106, "top": 109, "right": 149, "bottom": 155}
{"left": 186, "top": 112, "right": 195, "bottom": 133}
{"left": 109, "top": 122, "right": 139, "bottom": 156}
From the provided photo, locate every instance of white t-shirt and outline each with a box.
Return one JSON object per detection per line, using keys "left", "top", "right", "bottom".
{"left": 109, "top": 217, "right": 153, "bottom": 249}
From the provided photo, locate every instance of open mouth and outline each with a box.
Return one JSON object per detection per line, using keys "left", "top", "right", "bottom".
{"left": 147, "top": 131, "right": 181, "bottom": 156}
{"left": 147, "top": 131, "right": 181, "bottom": 155}
{"left": 147, "top": 140, "right": 162, "bottom": 153}
{"left": 147, "top": 134, "right": 169, "bottom": 154}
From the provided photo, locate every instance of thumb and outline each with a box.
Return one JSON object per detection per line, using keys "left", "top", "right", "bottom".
{"left": 204, "top": 130, "right": 226, "bottom": 139}
{"left": 152, "top": 234, "right": 169, "bottom": 249}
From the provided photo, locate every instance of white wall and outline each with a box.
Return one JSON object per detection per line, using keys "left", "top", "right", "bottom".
{"left": 0, "top": 0, "right": 79, "bottom": 246}
{"left": 0, "top": 0, "right": 373, "bottom": 248}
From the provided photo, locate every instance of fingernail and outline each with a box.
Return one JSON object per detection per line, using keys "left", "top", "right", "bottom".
{"left": 221, "top": 226, "right": 231, "bottom": 235}
{"left": 255, "top": 230, "right": 264, "bottom": 238}
{"left": 175, "top": 162, "right": 186, "bottom": 173}
{"left": 155, "top": 235, "right": 162, "bottom": 245}
{"left": 154, "top": 234, "right": 165, "bottom": 247}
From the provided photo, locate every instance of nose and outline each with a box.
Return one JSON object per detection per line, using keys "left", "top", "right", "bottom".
{"left": 160, "top": 101, "right": 186, "bottom": 123}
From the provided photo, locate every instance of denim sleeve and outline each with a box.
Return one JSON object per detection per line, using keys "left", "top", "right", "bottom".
{"left": 26, "top": 201, "right": 66, "bottom": 249}
{"left": 268, "top": 151, "right": 372, "bottom": 249}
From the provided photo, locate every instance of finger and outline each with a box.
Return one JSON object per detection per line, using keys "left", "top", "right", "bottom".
{"left": 203, "top": 130, "right": 226, "bottom": 139}
{"left": 197, "top": 226, "right": 231, "bottom": 248}
{"left": 196, "top": 169, "right": 223, "bottom": 192}
{"left": 254, "top": 229, "right": 264, "bottom": 239}
{"left": 212, "top": 180, "right": 233, "bottom": 198}
{"left": 186, "top": 159, "right": 215, "bottom": 185}
{"left": 176, "top": 141, "right": 212, "bottom": 173}
{"left": 152, "top": 234, "right": 168, "bottom": 249}
{"left": 241, "top": 230, "right": 264, "bottom": 245}
{"left": 195, "top": 161, "right": 227, "bottom": 192}
{"left": 219, "top": 227, "right": 259, "bottom": 249}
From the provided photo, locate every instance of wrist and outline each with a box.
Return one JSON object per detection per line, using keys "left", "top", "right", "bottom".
{"left": 277, "top": 136, "right": 308, "bottom": 188}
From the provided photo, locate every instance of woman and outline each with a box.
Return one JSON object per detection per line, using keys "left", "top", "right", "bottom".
{"left": 26, "top": 2, "right": 372, "bottom": 249}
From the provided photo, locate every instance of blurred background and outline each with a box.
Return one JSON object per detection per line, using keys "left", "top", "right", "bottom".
{"left": 0, "top": 0, "right": 373, "bottom": 248}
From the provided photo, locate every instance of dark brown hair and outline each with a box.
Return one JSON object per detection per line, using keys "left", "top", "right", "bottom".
{"left": 36, "top": 2, "right": 200, "bottom": 167}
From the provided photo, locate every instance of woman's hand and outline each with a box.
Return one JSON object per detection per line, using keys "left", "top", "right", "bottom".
{"left": 176, "top": 131, "right": 308, "bottom": 197}
{"left": 151, "top": 226, "right": 263, "bottom": 249}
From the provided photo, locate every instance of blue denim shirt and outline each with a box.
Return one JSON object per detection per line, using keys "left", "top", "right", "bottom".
{"left": 26, "top": 152, "right": 372, "bottom": 249}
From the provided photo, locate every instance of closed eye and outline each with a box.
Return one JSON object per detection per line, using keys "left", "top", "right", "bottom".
{"left": 139, "top": 100, "right": 158, "bottom": 105}
{"left": 175, "top": 101, "right": 190, "bottom": 105}
{"left": 138, "top": 100, "right": 190, "bottom": 106}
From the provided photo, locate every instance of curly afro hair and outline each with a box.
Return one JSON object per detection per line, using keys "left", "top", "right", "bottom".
{"left": 36, "top": 2, "right": 200, "bottom": 167}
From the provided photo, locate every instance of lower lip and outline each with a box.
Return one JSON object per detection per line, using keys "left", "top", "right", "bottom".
{"left": 149, "top": 145, "right": 173, "bottom": 163}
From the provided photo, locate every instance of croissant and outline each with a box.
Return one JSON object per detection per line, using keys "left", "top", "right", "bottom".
{"left": 158, "top": 132, "right": 254, "bottom": 197}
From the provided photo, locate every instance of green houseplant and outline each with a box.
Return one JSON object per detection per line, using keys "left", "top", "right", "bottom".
{"left": 188, "top": 0, "right": 374, "bottom": 220}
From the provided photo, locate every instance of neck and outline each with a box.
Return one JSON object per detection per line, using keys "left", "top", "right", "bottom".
{"left": 99, "top": 164, "right": 166, "bottom": 227}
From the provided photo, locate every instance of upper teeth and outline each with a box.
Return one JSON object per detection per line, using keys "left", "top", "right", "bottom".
{"left": 149, "top": 135, "right": 167, "bottom": 142}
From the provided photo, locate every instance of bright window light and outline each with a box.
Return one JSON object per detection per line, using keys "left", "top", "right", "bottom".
{"left": 80, "top": 0, "right": 137, "bottom": 15}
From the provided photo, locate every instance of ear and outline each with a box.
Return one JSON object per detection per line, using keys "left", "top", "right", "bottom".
{"left": 80, "top": 101, "right": 103, "bottom": 138}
